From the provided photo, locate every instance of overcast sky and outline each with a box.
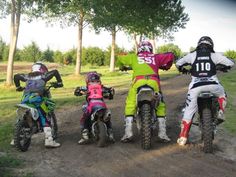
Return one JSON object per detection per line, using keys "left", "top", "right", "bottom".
{"left": 0, "top": 0, "right": 235, "bottom": 52}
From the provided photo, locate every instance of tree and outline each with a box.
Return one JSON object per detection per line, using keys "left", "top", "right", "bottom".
{"left": 54, "top": 50, "right": 64, "bottom": 64}
{"left": 91, "top": 0, "right": 189, "bottom": 72}
{"left": 0, "top": 37, "right": 7, "bottom": 61}
{"left": 42, "top": 46, "right": 54, "bottom": 62}
{"left": 20, "top": 41, "right": 41, "bottom": 62}
{"left": 156, "top": 43, "right": 183, "bottom": 58}
{"left": 2, "top": 0, "right": 36, "bottom": 85}
{"left": 31, "top": 0, "right": 93, "bottom": 75}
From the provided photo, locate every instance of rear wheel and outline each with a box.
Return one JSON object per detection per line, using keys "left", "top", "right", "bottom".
{"left": 202, "top": 107, "right": 213, "bottom": 153}
{"left": 14, "top": 119, "right": 31, "bottom": 152}
{"left": 140, "top": 103, "right": 152, "bottom": 150}
{"left": 97, "top": 121, "right": 107, "bottom": 147}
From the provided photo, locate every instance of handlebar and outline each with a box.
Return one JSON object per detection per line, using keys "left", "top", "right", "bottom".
{"left": 178, "top": 64, "right": 231, "bottom": 74}
{"left": 16, "top": 82, "right": 63, "bottom": 92}
{"left": 119, "top": 66, "right": 132, "bottom": 71}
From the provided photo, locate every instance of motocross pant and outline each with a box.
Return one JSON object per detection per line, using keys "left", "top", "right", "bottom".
{"left": 125, "top": 78, "right": 166, "bottom": 117}
{"left": 182, "top": 83, "right": 226, "bottom": 122}
{"left": 21, "top": 93, "right": 50, "bottom": 127}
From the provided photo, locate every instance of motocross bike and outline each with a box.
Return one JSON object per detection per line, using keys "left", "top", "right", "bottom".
{"left": 74, "top": 86, "right": 114, "bottom": 147}
{"left": 120, "top": 66, "right": 161, "bottom": 150}
{"left": 180, "top": 64, "right": 230, "bottom": 153}
{"left": 14, "top": 82, "right": 60, "bottom": 152}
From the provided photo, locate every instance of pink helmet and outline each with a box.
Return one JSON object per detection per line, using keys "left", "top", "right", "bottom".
{"left": 86, "top": 72, "right": 101, "bottom": 84}
{"left": 32, "top": 62, "right": 48, "bottom": 74}
{"left": 138, "top": 41, "right": 153, "bottom": 53}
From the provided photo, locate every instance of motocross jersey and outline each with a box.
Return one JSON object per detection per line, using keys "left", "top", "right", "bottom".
{"left": 14, "top": 70, "right": 63, "bottom": 94}
{"left": 176, "top": 51, "right": 234, "bottom": 89}
{"left": 117, "top": 52, "right": 175, "bottom": 80}
{"left": 87, "top": 83, "right": 103, "bottom": 100}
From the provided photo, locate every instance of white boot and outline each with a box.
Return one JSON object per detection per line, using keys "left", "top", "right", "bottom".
{"left": 107, "top": 128, "right": 115, "bottom": 143}
{"left": 121, "top": 116, "right": 133, "bottom": 143}
{"left": 158, "top": 117, "right": 171, "bottom": 142}
{"left": 10, "top": 139, "right": 15, "bottom": 146}
{"left": 44, "top": 127, "right": 61, "bottom": 148}
{"left": 78, "top": 129, "right": 90, "bottom": 145}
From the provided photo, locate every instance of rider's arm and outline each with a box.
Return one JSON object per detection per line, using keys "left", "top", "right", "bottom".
{"left": 175, "top": 52, "right": 196, "bottom": 71}
{"left": 14, "top": 73, "right": 27, "bottom": 88}
{"left": 102, "top": 86, "right": 114, "bottom": 100}
{"left": 155, "top": 52, "right": 175, "bottom": 70}
{"left": 212, "top": 53, "right": 235, "bottom": 68}
{"left": 74, "top": 86, "right": 87, "bottom": 96}
{"left": 44, "top": 70, "right": 63, "bottom": 84}
{"left": 117, "top": 54, "right": 134, "bottom": 68}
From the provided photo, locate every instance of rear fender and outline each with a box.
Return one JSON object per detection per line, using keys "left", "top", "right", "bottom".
{"left": 137, "top": 87, "right": 154, "bottom": 102}
{"left": 16, "top": 104, "right": 39, "bottom": 121}
{"left": 90, "top": 107, "right": 106, "bottom": 121}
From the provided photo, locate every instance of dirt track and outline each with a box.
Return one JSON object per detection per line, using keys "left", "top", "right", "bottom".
{"left": 15, "top": 74, "right": 236, "bottom": 177}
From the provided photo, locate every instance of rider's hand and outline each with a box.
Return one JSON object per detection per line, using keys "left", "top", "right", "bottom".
{"left": 16, "top": 86, "right": 24, "bottom": 92}
{"left": 74, "top": 87, "right": 82, "bottom": 96}
{"left": 182, "top": 68, "right": 189, "bottom": 74}
{"left": 109, "top": 87, "right": 115, "bottom": 100}
{"left": 119, "top": 66, "right": 129, "bottom": 71}
{"left": 56, "top": 82, "right": 63, "bottom": 88}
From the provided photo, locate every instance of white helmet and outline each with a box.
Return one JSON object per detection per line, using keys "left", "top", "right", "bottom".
{"left": 138, "top": 41, "right": 153, "bottom": 53}
{"left": 32, "top": 62, "right": 48, "bottom": 73}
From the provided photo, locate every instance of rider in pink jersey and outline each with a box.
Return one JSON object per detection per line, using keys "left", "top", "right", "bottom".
{"left": 74, "top": 72, "right": 115, "bottom": 144}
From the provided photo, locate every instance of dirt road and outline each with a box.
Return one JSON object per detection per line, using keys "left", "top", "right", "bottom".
{"left": 16, "top": 74, "right": 236, "bottom": 177}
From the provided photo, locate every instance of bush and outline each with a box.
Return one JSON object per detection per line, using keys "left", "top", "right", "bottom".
{"left": 156, "top": 43, "right": 183, "bottom": 58}
{"left": 63, "top": 49, "right": 76, "bottom": 65}
{"left": 224, "top": 50, "right": 236, "bottom": 60}
{"left": 54, "top": 50, "right": 64, "bottom": 64}
{"left": 41, "top": 47, "right": 54, "bottom": 62}
{"left": 83, "top": 47, "right": 105, "bottom": 66}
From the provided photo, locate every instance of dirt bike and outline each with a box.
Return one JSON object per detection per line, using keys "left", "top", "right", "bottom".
{"left": 136, "top": 85, "right": 162, "bottom": 150}
{"left": 120, "top": 66, "right": 161, "bottom": 150}
{"left": 74, "top": 86, "right": 114, "bottom": 147}
{"left": 14, "top": 82, "right": 60, "bottom": 152}
{"left": 180, "top": 64, "right": 230, "bottom": 153}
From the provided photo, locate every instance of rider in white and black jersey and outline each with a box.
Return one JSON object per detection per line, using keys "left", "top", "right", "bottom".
{"left": 175, "top": 36, "right": 235, "bottom": 146}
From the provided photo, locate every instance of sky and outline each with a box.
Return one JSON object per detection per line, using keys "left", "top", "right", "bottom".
{"left": 0, "top": 0, "right": 236, "bottom": 52}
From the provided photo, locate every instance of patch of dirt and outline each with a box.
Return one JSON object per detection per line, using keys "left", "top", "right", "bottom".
{"left": 13, "top": 74, "right": 236, "bottom": 177}
{"left": 0, "top": 63, "right": 60, "bottom": 72}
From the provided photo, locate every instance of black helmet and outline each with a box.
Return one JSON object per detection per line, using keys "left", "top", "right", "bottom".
{"left": 197, "top": 36, "right": 214, "bottom": 49}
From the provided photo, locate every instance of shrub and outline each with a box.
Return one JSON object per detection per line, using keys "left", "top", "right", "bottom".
{"left": 224, "top": 50, "right": 236, "bottom": 60}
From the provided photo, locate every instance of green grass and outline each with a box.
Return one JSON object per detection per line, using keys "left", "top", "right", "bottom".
{"left": 0, "top": 153, "right": 22, "bottom": 177}
{"left": 219, "top": 68, "right": 236, "bottom": 133}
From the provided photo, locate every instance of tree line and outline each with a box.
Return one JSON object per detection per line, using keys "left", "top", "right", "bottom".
{"left": 1, "top": 36, "right": 235, "bottom": 67}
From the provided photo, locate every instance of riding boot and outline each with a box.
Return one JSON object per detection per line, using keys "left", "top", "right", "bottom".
{"left": 217, "top": 97, "right": 226, "bottom": 121}
{"left": 44, "top": 127, "right": 61, "bottom": 148}
{"left": 158, "top": 117, "right": 171, "bottom": 142}
{"left": 177, "top": 120, "right": 192, "bottom": 146}
{"left": 78, "top": 129, "right": 90, "bottom": 145}
{"left": 107, "top": 128, "right": 115, "bottom": 143}
{"left": 10, "top": 139, "right": 15, "bottom": 146}
{"left": 121, "top": 116, "right": 133, "bottom": 143}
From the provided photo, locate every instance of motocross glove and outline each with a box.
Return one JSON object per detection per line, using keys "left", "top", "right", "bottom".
{"left": 56, "top": 82, "right": 64, "bottom": 88}
{"left": 109, "top": 87, "right": 115, "bottom": 100}
{"left": 16, "top": 86, "right": 24, "bottom": 92}
{"left": 74, "top": 87, "right": 82, "bottom": 96}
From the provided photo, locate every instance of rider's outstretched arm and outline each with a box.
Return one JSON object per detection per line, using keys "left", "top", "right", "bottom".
{"left": 14, "top": 73, "right": 27, "bottom": 88}
{"left": 44, "top": 70, "right": 63, "bottom": 83}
